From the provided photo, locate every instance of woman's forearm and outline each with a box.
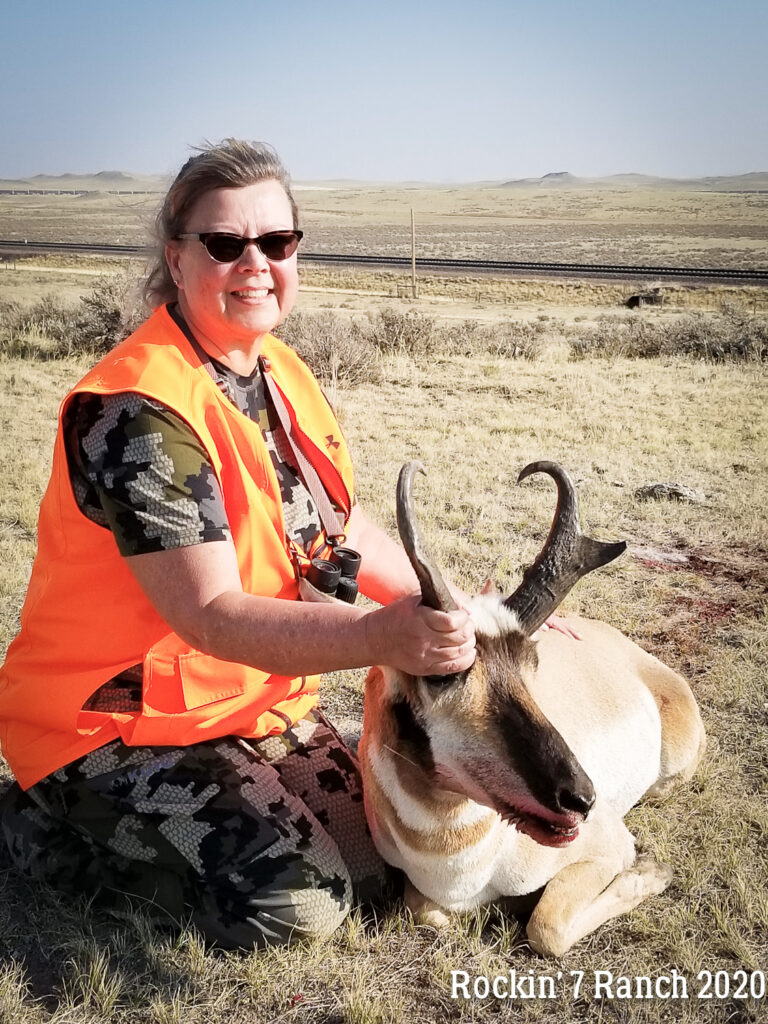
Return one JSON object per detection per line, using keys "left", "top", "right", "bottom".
{"left": 197, "top": 591, "right": 476, "bottom": 678}
{"left": 125, "top": 540, "right": 476, "bottom": 679}
{"left": 199, "top": 590, "right": 373, "bottom": 675}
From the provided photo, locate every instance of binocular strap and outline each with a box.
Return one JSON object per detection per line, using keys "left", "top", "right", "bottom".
{"left": 259, "top": 358, "right": 347, "bottom": 543}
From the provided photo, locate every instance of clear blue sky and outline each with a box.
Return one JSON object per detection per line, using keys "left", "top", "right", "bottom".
{"left": 2, "top": 0, "right": 766, "bottom": 181}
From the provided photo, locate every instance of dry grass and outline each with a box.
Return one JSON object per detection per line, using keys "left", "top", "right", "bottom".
{"left": 2, "top": 184, "right": 766, "bottom": 1020}
{"left": 300, "top": 265, "right": 768, "bottom": 314}
{"left": 1, "top": 303, "right": 767, "bottom": 1020}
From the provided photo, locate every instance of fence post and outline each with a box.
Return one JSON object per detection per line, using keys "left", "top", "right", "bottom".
{"left": 411, "top": 207, "right": 417, "bottom": 299}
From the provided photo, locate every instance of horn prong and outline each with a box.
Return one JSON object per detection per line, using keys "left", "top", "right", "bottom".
{"left": 505, "top": 462, "right": 625, "bottom": 635}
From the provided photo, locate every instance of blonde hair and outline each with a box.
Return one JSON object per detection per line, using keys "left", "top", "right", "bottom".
{"left": 144, "top": 139, "right": 299, "bottom": 308}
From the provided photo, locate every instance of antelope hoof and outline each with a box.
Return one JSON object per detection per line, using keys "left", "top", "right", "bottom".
{"left": 404, "top": 881, "right": 451, "bottom": 930}
{"left": 629, "top": 856, "right": 675, "bottom": 897}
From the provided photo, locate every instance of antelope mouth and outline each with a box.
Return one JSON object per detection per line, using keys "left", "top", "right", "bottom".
{"left": 497, "top": 800, "right": 583, "bottom": 848}
{"left": 434, "top": 767, "right": 586, "bottom": 848}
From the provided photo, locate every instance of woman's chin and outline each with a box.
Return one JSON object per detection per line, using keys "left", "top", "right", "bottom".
{"left": 224, "top": 304, "right": 283, "bottom": 342}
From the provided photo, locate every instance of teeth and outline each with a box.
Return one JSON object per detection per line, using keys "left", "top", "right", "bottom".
{"left": 502, "top": 806, "right": 578, "bottom": 837}
{"left": 234, "top": 288, "right": 269, "bottom": 298}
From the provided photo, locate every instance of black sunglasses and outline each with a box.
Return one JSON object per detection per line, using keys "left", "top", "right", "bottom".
{"left": 175, "top": 230, "right": 303, "bottom": 263}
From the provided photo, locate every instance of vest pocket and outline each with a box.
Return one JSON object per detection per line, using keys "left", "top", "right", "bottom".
{"left": 177, "top": 652, "right": 249, "bottom": 710}
{"left": 143, "top": 640, "right": 249, "bottom": 714}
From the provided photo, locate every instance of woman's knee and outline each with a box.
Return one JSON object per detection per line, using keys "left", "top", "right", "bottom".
{"left": 0, "top": 782, "right": 76, "bottom": 880}
{"left": 194, "top": 854, "right": 354, "bottom": 949}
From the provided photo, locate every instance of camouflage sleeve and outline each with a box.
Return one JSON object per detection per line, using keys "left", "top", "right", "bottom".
{"left": 65, "top": 391, "right": 232, "bottom": 556}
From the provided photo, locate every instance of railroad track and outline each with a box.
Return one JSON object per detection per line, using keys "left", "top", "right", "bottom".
{"left": 1, "top": 239, "right": 767, "bottom": 284}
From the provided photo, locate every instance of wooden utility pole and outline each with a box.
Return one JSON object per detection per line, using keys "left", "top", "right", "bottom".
{"left": 410, "top": 207, "right": 418, "bottom": 299}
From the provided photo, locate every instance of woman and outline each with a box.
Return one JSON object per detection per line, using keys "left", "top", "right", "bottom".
{"left": 0, "top": 139, "right": 477, "bottom": 948}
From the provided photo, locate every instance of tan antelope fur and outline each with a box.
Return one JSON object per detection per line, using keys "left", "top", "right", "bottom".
{"left": 358, "top": 462, "right": 705, "bottom": 957}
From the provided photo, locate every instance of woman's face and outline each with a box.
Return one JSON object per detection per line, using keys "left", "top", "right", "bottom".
{"left": 166, "top": 179, "right": 299, "bottom": 352}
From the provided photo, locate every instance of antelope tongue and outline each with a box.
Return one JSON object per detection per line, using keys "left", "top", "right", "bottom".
{"left": 498, "top": 802, "right": 582, "bottom": 848}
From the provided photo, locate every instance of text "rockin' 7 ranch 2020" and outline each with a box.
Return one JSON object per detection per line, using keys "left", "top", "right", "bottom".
{"left": 450, "top": 969, "right": 766, "bottom": 1002}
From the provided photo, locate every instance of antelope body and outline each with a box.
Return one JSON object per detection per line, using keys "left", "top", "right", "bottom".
{"left": 359, "top": 462, "right": 705, "bottom": 956}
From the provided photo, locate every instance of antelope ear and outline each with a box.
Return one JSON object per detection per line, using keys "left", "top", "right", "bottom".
{"left": 480, "top": 578, "right": 497, "bottom": 596}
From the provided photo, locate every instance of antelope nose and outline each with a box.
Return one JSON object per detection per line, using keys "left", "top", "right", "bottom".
{"left": 557, "top": 785, "right": 596, "bottom": 819}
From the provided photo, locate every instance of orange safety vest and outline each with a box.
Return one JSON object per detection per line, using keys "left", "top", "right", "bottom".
{"left": 0, "top": 305, "right": 355, "bottom": 790}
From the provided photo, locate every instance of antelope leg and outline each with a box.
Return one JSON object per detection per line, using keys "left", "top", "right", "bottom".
{"left": 526, "top": 856, "right": 673, "bottom": 957}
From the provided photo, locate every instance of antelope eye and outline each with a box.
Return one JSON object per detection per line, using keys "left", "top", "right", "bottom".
{"left": 423, "top": 671, "right": 466, "bottom": 689}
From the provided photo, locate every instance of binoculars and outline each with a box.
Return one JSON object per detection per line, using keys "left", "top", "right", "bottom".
{"left": 305, "top": 546, "right": 361, "bottom": 604}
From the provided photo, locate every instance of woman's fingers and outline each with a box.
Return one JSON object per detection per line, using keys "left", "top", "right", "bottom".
{"left": 425, "top": 634, "right": 476, "bottom": 675}
{"left": 366, "top": 597, "right": 476, "bottom": 675}
{"left": 542, "top": 614, "right": 582, "bottom": 640}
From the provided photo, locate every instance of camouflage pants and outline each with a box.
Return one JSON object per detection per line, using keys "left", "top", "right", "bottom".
{"left": 0, "top": 710, "right": 387, "bottom": 948}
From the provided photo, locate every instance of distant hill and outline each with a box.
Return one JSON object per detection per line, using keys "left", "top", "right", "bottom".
{"left": 500, "top": 170, "right": 768, "bottom": 191}
{"left": 541, "top": 172, "right": 578, "bottom": 184}
{"left": 0, "top": 171, "right": 167, "bottom": 192}
{"left": 94, "top": 170, "right": 135, "bottom": 181}
{"left": 2, "top": 168, "right": 768, "bottom": 193}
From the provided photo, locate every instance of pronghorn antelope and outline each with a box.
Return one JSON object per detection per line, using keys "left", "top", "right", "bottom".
{"left": 358, "top": 461, "right": 705, "bottom": 957}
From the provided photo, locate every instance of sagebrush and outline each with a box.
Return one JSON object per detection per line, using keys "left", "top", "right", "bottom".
{"left": 0, "top": 272, "right": 145, "bottom": 359}
{"left": 278, "top": 310, "right": 381, "bottom": 386}
{"left": 569, "top": 305, "right": 768, "bottom": 361}
{"left": 3, "top": 272, "right": 765, "bottom": 372}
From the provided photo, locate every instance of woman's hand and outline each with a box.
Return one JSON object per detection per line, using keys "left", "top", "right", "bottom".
{"left": 364, "top": 596, "right": 476, "bottom": 677}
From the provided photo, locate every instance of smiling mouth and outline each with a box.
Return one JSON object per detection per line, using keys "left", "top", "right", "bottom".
{"left": 231, "top": 288, "right": 271, "bottom": 300}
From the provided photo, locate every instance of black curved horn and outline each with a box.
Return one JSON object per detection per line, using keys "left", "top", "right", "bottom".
{"left": 397, "top": 462, "right": 457, "bottom": 612}
{"left": 504, "top": 461, "right": 626, "bottom": 635}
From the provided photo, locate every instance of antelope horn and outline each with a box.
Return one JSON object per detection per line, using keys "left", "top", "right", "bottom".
{"left": 397, "top": 462, "right": 457, "bottom": 612}
{"left": 505, "top": 461, "right": 626, "bottom": 636}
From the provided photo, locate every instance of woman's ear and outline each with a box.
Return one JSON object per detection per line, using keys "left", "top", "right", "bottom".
{"left": 165, "top": 241, "right": 184, "bottom": 290}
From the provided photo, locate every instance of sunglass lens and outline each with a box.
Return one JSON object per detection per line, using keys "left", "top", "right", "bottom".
{"left": 204, "top": 235, "right": 246, "bottom": 262}
{"left": 259, "top": 232, "right": 301, "bottom": 261}
{"left": 200, "top": 231, "right": 302, "bottom": 263}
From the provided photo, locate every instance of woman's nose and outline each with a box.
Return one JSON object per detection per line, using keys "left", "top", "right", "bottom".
{"left": 237, "top": 242, "right": 270, "bottom": 272}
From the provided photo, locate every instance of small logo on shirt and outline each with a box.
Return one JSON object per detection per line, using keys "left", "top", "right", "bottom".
{"left": 216, "top": 380, "right": 237, "bottom": 403}
{"left": 325, "top": 435, "right": 340, "bottom": 450}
